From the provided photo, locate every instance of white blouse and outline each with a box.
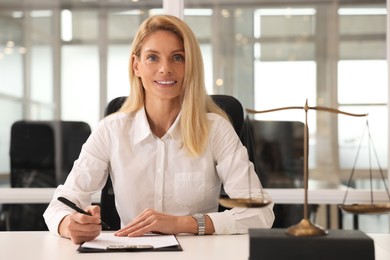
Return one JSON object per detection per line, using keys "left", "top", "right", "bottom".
{"left": 44, "top": 107, "right": 274, "bottom": 235}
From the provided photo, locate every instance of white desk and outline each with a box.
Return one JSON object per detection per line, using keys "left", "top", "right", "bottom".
{"left": 1, "top": 187, "right": 389, "bottom": 204}
{"left": 0, "top": 232, "right": 389, "bottom": 260}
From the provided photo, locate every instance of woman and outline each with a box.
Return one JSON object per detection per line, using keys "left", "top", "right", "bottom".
{"left": 44, "top": 14, "right": 274, "bottom": 244}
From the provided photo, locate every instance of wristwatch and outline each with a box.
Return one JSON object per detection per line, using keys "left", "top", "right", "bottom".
{"left": 192, "top": 214, "right": 206, "bottom": 235}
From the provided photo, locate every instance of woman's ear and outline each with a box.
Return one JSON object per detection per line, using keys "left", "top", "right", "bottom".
{"left": 132, "top": 54, "right": 141, "bottom": 77}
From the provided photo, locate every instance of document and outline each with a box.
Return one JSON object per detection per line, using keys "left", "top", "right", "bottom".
{"left": 79, "top": 232, "right": 182, "bottom": 252}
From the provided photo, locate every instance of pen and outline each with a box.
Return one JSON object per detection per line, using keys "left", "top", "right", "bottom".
{"left": 57, "top": 196, "right": 110, "bottom": 230}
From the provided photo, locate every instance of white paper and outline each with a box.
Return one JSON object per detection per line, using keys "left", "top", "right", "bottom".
{"left": 81, "top": 232, "right": 179, "bottom": 249}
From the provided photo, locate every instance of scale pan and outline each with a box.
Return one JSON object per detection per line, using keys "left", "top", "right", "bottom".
{"left": 338, "top": 203, "right": 390, "bottom": 214}
{"left": 219, "top": 197, "right": 272, "bottom": 208}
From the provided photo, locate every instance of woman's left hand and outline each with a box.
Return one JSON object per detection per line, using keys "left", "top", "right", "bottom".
{"left": 114, "top": 208, "right": 186, "bottom": 237}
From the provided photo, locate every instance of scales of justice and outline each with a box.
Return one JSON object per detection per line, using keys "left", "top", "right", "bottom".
{"left": 219, "top": 99, "right": 390, "bottom": 237}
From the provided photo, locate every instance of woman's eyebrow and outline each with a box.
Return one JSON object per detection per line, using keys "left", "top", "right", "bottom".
{"left": 143, "top": 48, "right": 184, "bottom": 54}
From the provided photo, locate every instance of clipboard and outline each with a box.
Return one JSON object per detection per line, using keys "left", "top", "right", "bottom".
{"left": 77, "top": 232, "right": 183, "bottom": 253}
{"left": 78, "top": 244, "right": 183, "bottom": 253}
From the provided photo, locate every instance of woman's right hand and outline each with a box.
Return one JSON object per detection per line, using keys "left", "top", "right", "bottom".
{"left": 58, "top": 205, "right": 102, "bottom": 244}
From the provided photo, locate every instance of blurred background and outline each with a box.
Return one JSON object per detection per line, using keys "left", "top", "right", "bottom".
{"left": 0, "top": 0, "right": 388, "bottom": 233}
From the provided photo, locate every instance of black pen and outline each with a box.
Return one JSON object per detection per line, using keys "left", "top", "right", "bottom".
{"left": 57, "top": 196, "right": 110, "bottom": 230}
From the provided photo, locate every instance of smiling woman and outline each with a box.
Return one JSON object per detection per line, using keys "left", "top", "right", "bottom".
{"left": 43, "top": 14, "right": 274, "bottom": 244}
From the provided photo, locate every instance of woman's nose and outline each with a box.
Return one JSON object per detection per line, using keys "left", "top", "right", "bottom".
{"left": 159, "top": 60, "right": 172, "bottom": 74}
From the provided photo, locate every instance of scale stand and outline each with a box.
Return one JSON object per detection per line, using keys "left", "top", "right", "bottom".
{"left": 245, "top": 100, "right": 375, "bottom": 260}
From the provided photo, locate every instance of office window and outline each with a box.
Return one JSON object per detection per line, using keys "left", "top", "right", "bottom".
{"left": 250, "top": 5, "right": 387, "bottom": 182}
{"left": 338, "top": 105, "right": 387, "bottom": 169}
{"left": 0, "top": 52, "right": 23, "bottom": 98}
{"left": 108, "top": 45, "right": 131, "bottom": 102}
{"left": 0, "top": 8, "right": 56, "bottom": 178}
{"left": 199, "top": 44, "right": 213, "bottom": 94}
{"left": 31, "top": 45, "right": 53, "bottom": 104}
{"left": 30, "top": 102, "right": 55, "bottom": 120}
{"left": 0, "top": 99, "right": 23, "bottom": 174}
{"left": 30, "top": 10, "right": 54, "bottom": 104}
{"left": 108, "top": 10, "right": 141, "bottom": 41}
{"left": 338, "top": 7, "right": 387, "bottom": 172}
{"left": 61, "top": 45, "right": 99, "bottom": 128}
{"left": 184, "top": 10, "right": 213, "bottom": 93}
{"left": 254, "top": 61, "right": 317, "bottom": 122}
{"left": 107, "top": 11, "right": 144, "bottom": 102}
{"left": 253, "top": 7, "right": 317, "bottom": 166}
{"left": 0, "top": 8, "right": 24, "bottom": 97}
{"left": 61, "top": 10, "right": 100, "bottom": 128}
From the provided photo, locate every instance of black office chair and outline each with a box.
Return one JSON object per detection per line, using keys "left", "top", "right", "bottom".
{"left": 211, "top": 94, "right": 244, "bottom": 136}
{"left": 247, "top": 120, "right": 317, "bottom": 228}
{"left": 6, "top": 122, "right": 56, "bottom": 231}
{"left": 5, "top": 120, "right": 91, "bottom": 231}
{"left": 250, "top": 120, "right": 304, "bottom": 188}
{"left": 60, "top": 122, "right": 93, "bottom": 184}
{"left": 100, "top": 95, "right": 249, "bottom": 230}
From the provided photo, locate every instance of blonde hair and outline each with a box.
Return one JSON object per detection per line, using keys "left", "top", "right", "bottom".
{"left": 120, "top": 14, "right": 227, "bottom": 156}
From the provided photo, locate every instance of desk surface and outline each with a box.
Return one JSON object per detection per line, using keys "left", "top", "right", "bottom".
{"left": 0, "top": 232, "right": 389, "bottom": 260}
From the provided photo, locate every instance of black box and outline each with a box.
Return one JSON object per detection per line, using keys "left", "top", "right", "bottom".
{"left": 249, "top": 228, "right": 374, "bottom": 260}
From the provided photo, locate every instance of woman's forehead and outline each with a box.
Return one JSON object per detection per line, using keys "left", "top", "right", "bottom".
{"left": 140, "top": 31, "right": 184, "bottom": 53}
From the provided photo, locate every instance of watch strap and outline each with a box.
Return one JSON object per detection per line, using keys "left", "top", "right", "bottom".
{"left": 192, "top": 214, "right": 206, "bottom": 235}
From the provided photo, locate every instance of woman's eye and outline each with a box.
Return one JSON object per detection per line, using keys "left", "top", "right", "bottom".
{"left": 172, "top": 54, "right": 185, "bottom": 62}
{"left": 146, "top": 55, "right": 158, "bottom": 62}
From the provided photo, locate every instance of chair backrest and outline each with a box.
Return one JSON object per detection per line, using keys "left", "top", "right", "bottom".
{"left": 210, "top": 94, "right": 244, "bottom": 136}
{"left": 100, "top": 95, "right": 246, "bottom": 230}
{"left": 59, "top": 121, "right": 92, "bottom": 184}
{"left": 249, "top": 120, "right": 304, "bottom": 188}
{"left": 10, "top": 121, "right": 56, "bottom": 188}
{"left": 104, "top": 96, "right": 127, "bottom": 116}
{"left": 10, "top": 120, "right": 91, "bottom": 187}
